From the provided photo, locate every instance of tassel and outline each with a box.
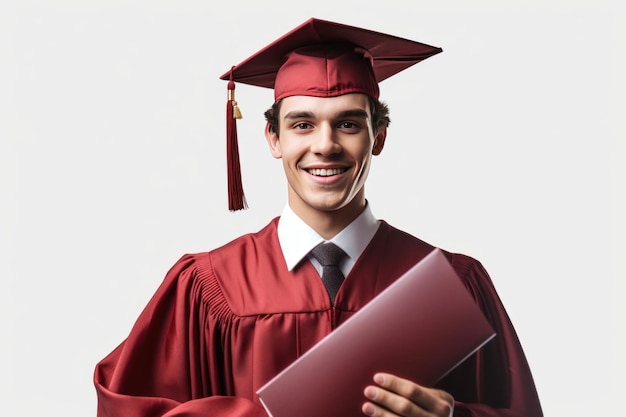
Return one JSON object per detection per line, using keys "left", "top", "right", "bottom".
{"left": 232, "top": 93, "right": 243, "bottom": 120}
{"left": 226, "top": 73, "right": 247, "bottom": 211}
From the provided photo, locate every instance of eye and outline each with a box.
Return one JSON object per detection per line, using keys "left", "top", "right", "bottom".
{"left": 337, "top": 121, "right": 362, "bottom": 131}
{"left": 292, "top": 122, "right": 312, "bottom": 130}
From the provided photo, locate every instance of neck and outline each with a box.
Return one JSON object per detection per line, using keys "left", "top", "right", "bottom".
{"left": 288, "top": 191, "right": 367, "bottom": 240}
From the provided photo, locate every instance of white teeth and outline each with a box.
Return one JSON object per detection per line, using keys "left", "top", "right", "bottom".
{"left": 308, "top": 168, "right": 345, "bottom": 177}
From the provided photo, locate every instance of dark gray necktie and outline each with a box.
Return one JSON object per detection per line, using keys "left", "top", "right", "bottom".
{"left": 310, "top": 242, "right": 347, "bottom": 305}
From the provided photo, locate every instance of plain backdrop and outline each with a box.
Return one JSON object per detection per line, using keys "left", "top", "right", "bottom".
{"left": 1, "top": 1, "right": 624, "bottom": 416}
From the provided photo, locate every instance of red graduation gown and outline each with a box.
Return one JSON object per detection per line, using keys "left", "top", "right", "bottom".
{"left": 94, "top": 218, "right": 543, "bottom": 417}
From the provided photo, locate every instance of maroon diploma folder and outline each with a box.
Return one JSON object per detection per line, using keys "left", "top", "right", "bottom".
{"left": 256, "top": 248, "right": 496, "bottom": 417}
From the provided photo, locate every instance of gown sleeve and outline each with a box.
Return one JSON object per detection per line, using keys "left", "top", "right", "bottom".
{"left": 438, "top": 253, "right": 543, "bottom": 417}
{"left": 93, "top": 253, "right": 267, "bottom": 417}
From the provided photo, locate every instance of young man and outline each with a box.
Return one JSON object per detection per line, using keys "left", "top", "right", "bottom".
{"left": 94, "top": 18, "right": 543, "bottom": 417}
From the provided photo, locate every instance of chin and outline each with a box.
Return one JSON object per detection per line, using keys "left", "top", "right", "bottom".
{"left": 309, "top": 197, "right": 355, "bottom": 213}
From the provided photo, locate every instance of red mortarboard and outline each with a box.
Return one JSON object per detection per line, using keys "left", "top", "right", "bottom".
{"left": 220, "top": 18, "right": 442, "bottom": 211}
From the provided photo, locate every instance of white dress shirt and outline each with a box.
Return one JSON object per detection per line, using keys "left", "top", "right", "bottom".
{"left": 277, "top": 203, "right": 380, "bottom": 278}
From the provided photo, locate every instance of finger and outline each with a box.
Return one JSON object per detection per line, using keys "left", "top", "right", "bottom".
{"left": 372, "top": 374, "right": 429, "bottom": 407}
{"left": 362, "top": 385, "right": 423, "bottom": 417}
{"left": 371, "top": 373, "right": 453, "bottom": 417}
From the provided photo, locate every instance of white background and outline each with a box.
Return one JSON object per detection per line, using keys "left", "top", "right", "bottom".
{"left": 1, "top": 1, "right": 624, "bottom": 416}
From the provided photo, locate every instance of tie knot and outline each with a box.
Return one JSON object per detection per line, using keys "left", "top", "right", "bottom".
{"left": 311, "top": 242, "right": 346, "bottom": 267}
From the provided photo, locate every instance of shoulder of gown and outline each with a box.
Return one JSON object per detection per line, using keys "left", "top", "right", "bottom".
{"left": 171, "top": 217, "right": 331, "bottom": 316}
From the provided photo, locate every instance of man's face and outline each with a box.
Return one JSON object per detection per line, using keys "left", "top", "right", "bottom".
{"left": 265, "top": 93, "right": 386, "bottom": 221}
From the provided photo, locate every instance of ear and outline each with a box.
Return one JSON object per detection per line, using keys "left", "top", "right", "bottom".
{"left": 264, "top": 123, "right": 282, "bottom": 159}
{"left": 372, "top": 127, "right": 387, "bottom": 155}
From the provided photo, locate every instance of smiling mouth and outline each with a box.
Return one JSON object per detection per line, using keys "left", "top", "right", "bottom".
{"left": 307, "top": 168, "right": 348, "bottom": 177}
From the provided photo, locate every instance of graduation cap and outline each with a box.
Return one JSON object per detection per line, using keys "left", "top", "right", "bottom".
{"left": 220, "top": 18, "right": 442, "bottom": 211}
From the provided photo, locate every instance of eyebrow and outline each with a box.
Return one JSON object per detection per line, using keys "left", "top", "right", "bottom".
{"left": 282, "top": 108, "right": 369, "bottom": 122}
{"left": 283, "top": 111, "right": 314, "bottom": 121}
{"left": 337, "top": 109, "right": 369, "bottom": 120}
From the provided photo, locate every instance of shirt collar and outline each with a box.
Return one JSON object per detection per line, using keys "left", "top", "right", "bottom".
{"left": 277, "top": 202, "right": 380, "bottom": 273}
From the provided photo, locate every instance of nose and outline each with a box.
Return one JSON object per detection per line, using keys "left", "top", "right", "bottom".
{"left": 310, "top": 124, "right": 341, "bottom": 156}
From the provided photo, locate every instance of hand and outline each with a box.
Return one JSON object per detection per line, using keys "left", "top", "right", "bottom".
{"left": 362, "top": 373, "right": 454, "bottom": 417}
